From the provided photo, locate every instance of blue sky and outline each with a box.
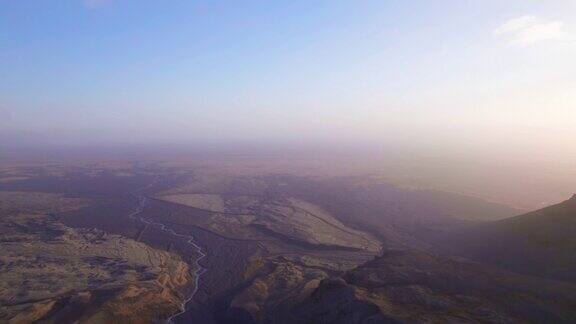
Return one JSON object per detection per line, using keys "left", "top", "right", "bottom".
{"left": 1, "top": 1, "right": 575, "bottom": 149}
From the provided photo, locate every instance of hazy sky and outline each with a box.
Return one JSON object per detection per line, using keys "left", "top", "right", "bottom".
{"left": 1, "top": 1, "right": 575, "bottom": 152}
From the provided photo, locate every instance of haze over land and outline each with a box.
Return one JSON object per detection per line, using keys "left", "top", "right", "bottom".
{"left": 1, "top": 1, "right": 575, "bottom": 209}
{"left": 1, "top": 1, "right": 576, "bottom": 323}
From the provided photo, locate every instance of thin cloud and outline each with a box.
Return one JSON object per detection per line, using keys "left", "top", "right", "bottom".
{"left": 494, "top": 15, "right": 568, "bottom": 47}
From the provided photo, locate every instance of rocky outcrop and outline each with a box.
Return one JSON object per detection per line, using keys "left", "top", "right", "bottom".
{"left": 0, "top": 213, "right": 192, "bottom": 323}
{"left": 290, "top": 250, "right": 576, "bottom": 323}
{"left": 222, "top": 258, "right": 328, "bottom": 324}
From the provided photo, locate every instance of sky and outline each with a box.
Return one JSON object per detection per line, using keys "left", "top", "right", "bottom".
{"left": 1, "top": 0, "right": 575, "bottom": 154}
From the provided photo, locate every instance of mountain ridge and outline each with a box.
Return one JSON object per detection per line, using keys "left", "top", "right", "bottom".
{"left": 440, "top": 193, "right": 576, "bottom": 282}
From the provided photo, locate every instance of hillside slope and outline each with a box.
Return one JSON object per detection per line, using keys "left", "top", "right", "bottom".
{"left": 290, "top": 250, "right": 576, "bottom": 323}
{"left": 0, "top": 191, "right": 192, "bottom": 323}
{"left": 441, "top": 194, "right": 576, "bottom": 282}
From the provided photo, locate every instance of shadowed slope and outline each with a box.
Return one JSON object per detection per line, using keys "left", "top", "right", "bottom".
{"left": 292, "top": 249, "right": 576, "bottom": 323}
{"left": 442, "top": 194, "right": 576, "bottom": 282}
